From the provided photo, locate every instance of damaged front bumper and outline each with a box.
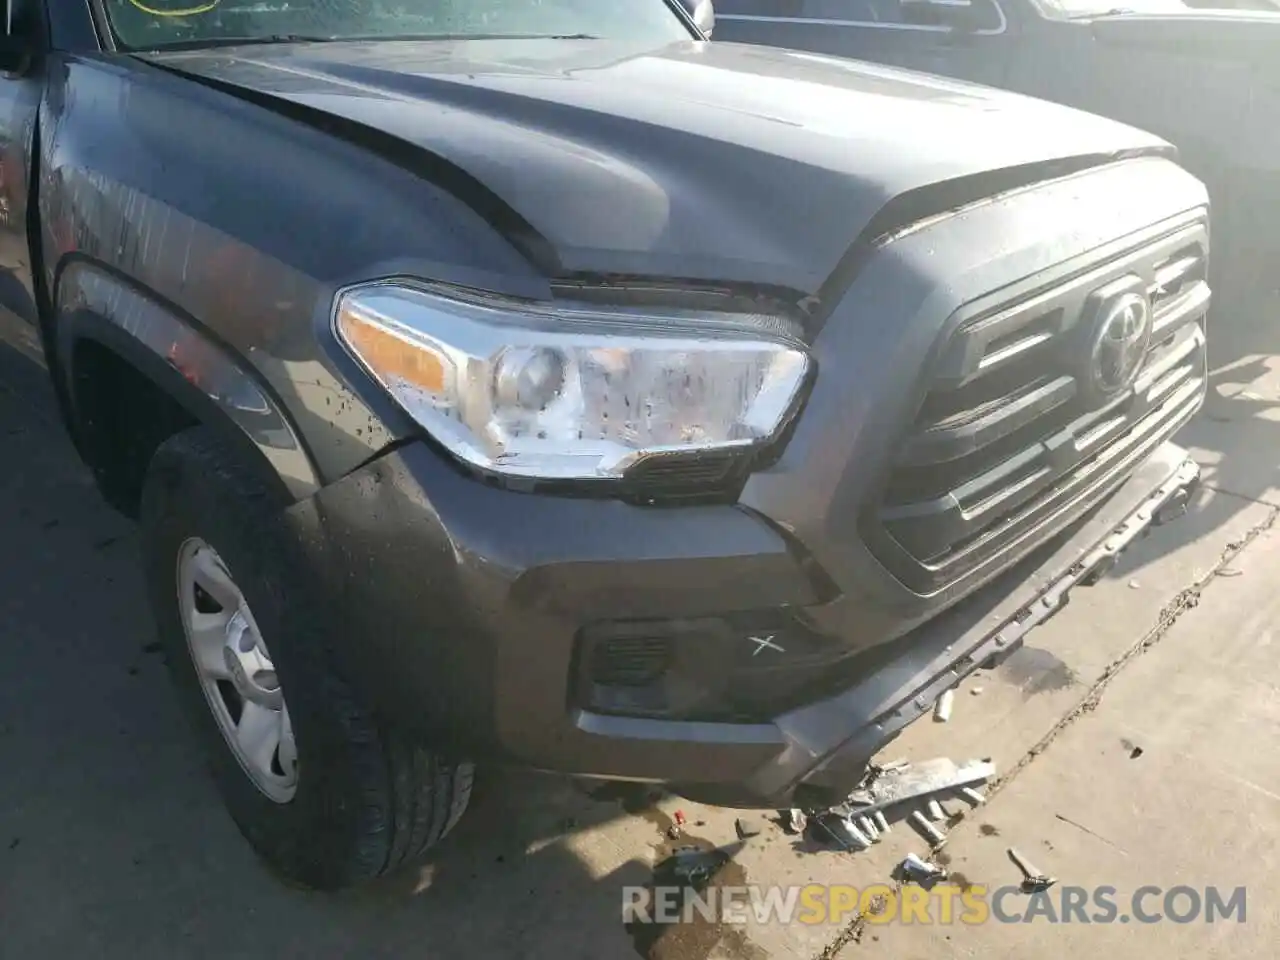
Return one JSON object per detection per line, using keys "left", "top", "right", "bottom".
{"left": 736, "top": 444, "right": 1200, "bottom": 807}
{"left": 286, "top": 436, "right": 1198, "bottom": 809}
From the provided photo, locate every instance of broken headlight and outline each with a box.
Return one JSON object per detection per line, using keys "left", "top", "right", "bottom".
{"left": 334, "top": 282, "right": 812, "bottom": 482}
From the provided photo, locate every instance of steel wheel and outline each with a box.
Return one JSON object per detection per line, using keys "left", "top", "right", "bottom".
{"left": 175, "top": 537, "right": 298, "bottom": 803}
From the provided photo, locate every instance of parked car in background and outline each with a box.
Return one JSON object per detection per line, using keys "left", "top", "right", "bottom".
{"left": 3, "top": 0, "right": 1208, "bottom": 890}
{"left": 714, "top": 0, "right": 1280, "bottom": 306}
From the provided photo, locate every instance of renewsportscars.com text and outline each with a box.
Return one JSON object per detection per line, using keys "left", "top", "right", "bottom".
{"left": 623, "top": 883, "right": 1247, "bottom": 926}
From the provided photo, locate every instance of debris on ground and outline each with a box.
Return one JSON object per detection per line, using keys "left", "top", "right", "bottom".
{"left": 655, "top": 846, "right": 730, "bottom": 889}
{"left": 899, "top": 852, "right": 948, "bottom": 883}
{"left": 809, "top": 811, "right": 872, "bottom": 851}
{"left": 668, "top": 809, "right": 688, "bottom": 838}
{"left": 960, "top": 786, "right": 987, "bottom": 805}
{"left": 971, "top": 686, "right": 984, "bottom": 696}
{"left": 794, "top": 757, "right": 997, "bottom": 853}
{"left": 933, "top": 689, "right": 955, "bottom": 723}
{"left": 1008, "top": 846, "right": 1057, "bottom": 893}
{"left": 877, "top": 758, "right": 911, "bottom": 774}
{"left": 848, "top": 757, "right": 996, "bottom": 814}
{"left": 735, "top": 817, "right": 762, "bottom": 840}
{"left": 1217, "top": 567, "right": 1243, "bottom": 578}
{"left": 1129, "top": 580, "right": 1141, "bottom": 589}
{"left": 910, "top": 810, "right": 948, "bottom": 848}
{"left": 780, "top": 808, "right": 807, "bottom": 834}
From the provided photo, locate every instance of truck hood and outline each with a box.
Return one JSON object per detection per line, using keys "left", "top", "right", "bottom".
{"left": 145, "top": 39, "right": 1169, "bottom": 294}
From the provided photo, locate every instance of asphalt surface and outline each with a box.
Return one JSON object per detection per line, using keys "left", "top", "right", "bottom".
{"left": 2, "top": 300, "right": 1278, "bottom": 960}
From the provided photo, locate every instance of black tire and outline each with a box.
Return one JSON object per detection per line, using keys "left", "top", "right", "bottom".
{"left": 139, "top": 426, "right": 473, "bottom": 890}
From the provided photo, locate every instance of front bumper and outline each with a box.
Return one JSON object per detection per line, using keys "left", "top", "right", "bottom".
{"left": 284, "top": 436, "right": 1198, "bottom": 808}
{"left": 740, "top": 444, "right": 1199, "bottom": 806}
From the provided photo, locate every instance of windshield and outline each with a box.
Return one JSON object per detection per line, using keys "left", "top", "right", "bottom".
{"left": 101, "top": 0, "right": 693, "bottom": 51}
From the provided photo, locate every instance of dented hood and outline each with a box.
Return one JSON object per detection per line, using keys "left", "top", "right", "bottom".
{"left": 145, "top": 39, "right": 1170, "bottom": 292}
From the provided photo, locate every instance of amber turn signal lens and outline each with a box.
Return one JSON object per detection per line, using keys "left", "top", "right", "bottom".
{"left": 337, "top": 307, "right": 449, "bottom": 394}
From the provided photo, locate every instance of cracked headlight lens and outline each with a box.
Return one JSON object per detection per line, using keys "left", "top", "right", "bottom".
{"left": 335, "top": 282, "right": 812, "bottom": 481}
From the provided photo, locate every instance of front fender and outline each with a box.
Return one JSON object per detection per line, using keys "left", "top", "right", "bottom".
{"left": 54, "top": 259, "right": 321, "bottom": 502}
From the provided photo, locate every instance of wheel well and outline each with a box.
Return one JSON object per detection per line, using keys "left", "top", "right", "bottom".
{"left": 71, "top": 339, "right": 198, "bottom": 517}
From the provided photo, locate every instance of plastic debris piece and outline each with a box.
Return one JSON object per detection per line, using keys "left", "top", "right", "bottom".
{"left": 846, "top": 758, "right": 996, "bottom": 815}
{"left": 781, "top": 808, "right": 807, "bottom": 834}
{"left": 1008, "top": 846, "right": 1057, "bottom": 893}
{"left": 910, "top": 810, "right": 948, "bottom": 848}
{"left": 811, "top": 812, "right": 871, "bottom": 851}
{"left": 656, "top": 846, "right": 730, "bottom": 888}
{"left": 971, "top": 686, "right": 984, "bottom": 696}
{"left": 934, "top": 689, "right": 955, "bottom": 723}
{"left": 901, "top": 852, "right": 948, "bottom": 882}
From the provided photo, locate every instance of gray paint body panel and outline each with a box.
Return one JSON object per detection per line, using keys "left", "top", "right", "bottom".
{"left": 141, "top": 37, "right": 1168, "bottom": 295}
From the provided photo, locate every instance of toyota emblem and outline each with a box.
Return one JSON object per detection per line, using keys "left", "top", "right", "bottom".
{"left": 1087, "top": 290, "right": 1152, "bottom": 398}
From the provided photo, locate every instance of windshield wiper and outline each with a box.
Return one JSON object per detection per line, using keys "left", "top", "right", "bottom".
{"left": 131, "top": 33, "right": 338, "bottom": 52}
{"left": 131, "top": 31, "right": 602, "bottom": 53}
{"left": 1063, "top": 7, "right": 1138, "bottom": 16}
{"left": 338, "top": 32, "right": 603, "bottom": 41}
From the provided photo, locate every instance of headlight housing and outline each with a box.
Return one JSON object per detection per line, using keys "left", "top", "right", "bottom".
{"left": 334, "top": 282, "right": 812, "bottom": 484}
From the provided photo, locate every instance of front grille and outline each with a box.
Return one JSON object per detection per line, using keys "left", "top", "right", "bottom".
{"left": 866, "top": 217, "right": 1209, "bottom": 593}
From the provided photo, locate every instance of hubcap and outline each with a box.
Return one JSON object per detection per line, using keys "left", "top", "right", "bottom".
{"left": 176, "top": 538, "right": 298, "bottom": 803}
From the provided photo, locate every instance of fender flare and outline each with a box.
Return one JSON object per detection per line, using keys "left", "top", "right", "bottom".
{"left": 53, "top": 259, "right": 321, "bottom": 503}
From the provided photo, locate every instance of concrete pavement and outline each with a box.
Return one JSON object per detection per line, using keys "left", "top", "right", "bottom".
{"left": 1, "top": 296, "right": 1278, "bottom": 960}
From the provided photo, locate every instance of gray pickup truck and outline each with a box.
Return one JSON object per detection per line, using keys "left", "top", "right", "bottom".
{"left": 1, "top": 0, "right": 1207, "bottom": 889}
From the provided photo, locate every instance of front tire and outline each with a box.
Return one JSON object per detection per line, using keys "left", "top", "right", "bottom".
{"left": 139, "top": 427, "right": 473, "bottom": 890}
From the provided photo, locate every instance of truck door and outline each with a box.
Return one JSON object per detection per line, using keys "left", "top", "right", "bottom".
{"left": 714, "top": 0, "right": 1018, "bottom": 90}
